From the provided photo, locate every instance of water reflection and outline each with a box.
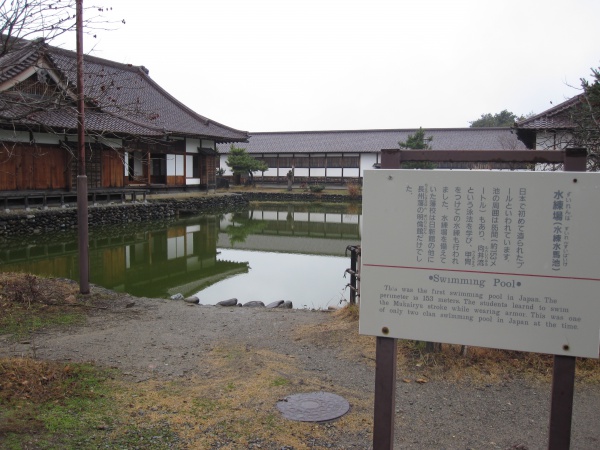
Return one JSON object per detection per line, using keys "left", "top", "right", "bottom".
{"left": 220, "top": 203, "right": 361, "bottom": 255}
{"left": 0, "top": 203, "right": 361, "bottom": 307}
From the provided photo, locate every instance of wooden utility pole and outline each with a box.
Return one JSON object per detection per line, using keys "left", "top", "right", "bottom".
{"left": 76, "top": 0, "right": 90, "bottom": 294}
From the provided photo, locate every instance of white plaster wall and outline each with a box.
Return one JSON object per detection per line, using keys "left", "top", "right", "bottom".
{"left": 535, "top": 131, "right": 573, "bottom": 150}
{"left": 360, "top": 153, "right": 378, "bottom": 175}
{"left": 186, "top": 138, "right": 200, "bottom": 153}
{"left": 201, "top": 140, "right": 215, "bottom": 150}
{"left": 327, "top": 168, "right": 342, "bottom": 177}
{"left": 311, "top": 168, "right": 326, "bottom": 177}
{"left": 263, "top": 168, "right": 278, "bottom": 177}
{"left": 294, "top": 168, "right": 309, "bottom": 177}
{"left": 219, "top": 154, "right": 233, "bottom": 175}
{"left": 186, "top": 178, "right": 200, "bottom": 185}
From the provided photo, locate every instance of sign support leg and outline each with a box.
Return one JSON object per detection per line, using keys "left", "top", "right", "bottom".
{"left": 373, "top": 336, "right": 397, "bottom": 449}
{"left": 548, "top": 355, "right": 576, "bottom": 449}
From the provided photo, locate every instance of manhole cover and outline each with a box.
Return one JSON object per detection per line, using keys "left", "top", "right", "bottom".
{"left": 276, "top": 391, "right": 350, "bottom": 422}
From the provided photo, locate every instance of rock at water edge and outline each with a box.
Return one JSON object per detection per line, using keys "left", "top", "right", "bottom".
{"left": 243, "top": 301, "right": 265, "bottom": 307}
{"left": 217, "top": 298, "right": 238, "bottom": 307}
{"left": 266, "top": 300, "right": 285, "bottom": 309}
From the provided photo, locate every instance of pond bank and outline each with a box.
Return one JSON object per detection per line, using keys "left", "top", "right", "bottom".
{"left": 0, "top": 191, "right": 359, "bottom": 237}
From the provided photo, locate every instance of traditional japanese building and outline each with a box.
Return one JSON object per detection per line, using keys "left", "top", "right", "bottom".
{"left": 216, "top": 127, "right": 528, "bottom": 185}
{"left": 0, "top": 37, "right": 248, "bottom": 194}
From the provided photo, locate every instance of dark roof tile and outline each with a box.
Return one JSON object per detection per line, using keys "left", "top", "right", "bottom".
{"left": 0, "top": 38, "right": 248, "bottom": 142}
{"left": 515, "top": 95, "right": 582, "bottom": 130}
{"left": 217, "top": 128, "right": 527, "bottom": 154}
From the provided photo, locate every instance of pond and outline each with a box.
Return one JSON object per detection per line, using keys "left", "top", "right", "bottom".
{"left": 0, "top": 202, "right": 362, "bottom": 309}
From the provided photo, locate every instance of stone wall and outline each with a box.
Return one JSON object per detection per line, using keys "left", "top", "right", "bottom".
{"left": 0, "top": 195, "right": 248, "bottom": 237}
{"left": 0, "top": 192, "right": 359, "bottom": 237}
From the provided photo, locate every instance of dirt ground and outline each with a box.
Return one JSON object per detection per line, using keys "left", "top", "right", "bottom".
{"left": 1, "top": 286, "right": 599, "bottom": 449}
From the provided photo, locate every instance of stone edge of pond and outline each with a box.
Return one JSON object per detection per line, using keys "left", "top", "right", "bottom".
{"left": 0, "top": 192, "right": 359, "bottom": 236}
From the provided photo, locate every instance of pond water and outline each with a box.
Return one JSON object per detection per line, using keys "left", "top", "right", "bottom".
{"left": 0, "top": 202, "right": 362, "bottom": 309}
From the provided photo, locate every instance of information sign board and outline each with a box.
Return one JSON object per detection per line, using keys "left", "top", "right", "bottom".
{"left": 359, "top": 170, "right": 600, "bottom": 358}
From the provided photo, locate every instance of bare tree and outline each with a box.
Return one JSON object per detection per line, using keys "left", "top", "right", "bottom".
{"left": 1, "top": 0, "right": 116, "bottom": 58}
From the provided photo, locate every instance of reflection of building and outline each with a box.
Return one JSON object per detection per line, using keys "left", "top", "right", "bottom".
{"left": 0, "top": 216, "right": 248, "bottom": 298}
{"left": 218, "top": 205, "right": 361, "bottom": 256}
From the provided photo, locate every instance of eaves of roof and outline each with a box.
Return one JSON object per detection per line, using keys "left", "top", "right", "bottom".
{"left": 515, "top": 95, "right": 582, "bottom": 130}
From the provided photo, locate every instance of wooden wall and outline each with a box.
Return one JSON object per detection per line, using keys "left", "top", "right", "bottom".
{"left": 0, "top": 144, "right": 68, "bottom": 191}
{"left": 102, "top": 151, "right": 124, "bottom": 188}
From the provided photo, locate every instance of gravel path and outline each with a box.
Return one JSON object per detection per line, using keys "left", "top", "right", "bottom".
{"left": 1, "top": 290, "right": 598, "bottom": 449}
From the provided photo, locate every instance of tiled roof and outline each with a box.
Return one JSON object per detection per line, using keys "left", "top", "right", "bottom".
{"left": 515, "top": 95, "right": 582, "bottom": 130}
{"left": 217, "top": 128, "right": 527, "bottom": 154}
{"left": 0, "top": 38, "right": 45, "bottom": 84}
{"left": 0, "top": 38, "right": 248, "bottom": 142}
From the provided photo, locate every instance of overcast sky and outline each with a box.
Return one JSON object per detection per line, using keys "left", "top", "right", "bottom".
{"left": 67, "top": 0, "right": 600, "bottom": 132}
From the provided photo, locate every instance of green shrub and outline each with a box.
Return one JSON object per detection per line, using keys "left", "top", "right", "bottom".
{"left": 309, "top": 184, "right": 325, "bottom": 193}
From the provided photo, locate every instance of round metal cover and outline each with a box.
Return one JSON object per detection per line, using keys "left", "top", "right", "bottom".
{"left": 276, "top": 391, "right": 350, "bottom": 422}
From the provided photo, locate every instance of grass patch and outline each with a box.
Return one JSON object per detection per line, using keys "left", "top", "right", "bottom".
{"left": 1, "top": 311, "right": 84, "bottom": 339}
{"left": 271, "top": 376, "right": 290, "bottom": 387}
{"left": 0, "top": 358, "right": 184, "bottom": 449}
{"left": 0, "top": 358, "right": 118, "bottom": 449}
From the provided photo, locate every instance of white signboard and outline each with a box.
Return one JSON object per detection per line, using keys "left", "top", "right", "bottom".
{"left": 359, "top": 170, "right": 600, "bottom": 358}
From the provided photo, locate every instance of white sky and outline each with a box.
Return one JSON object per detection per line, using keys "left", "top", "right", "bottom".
{"left": 63, "top": 0, "right": 600, "bottom": 132}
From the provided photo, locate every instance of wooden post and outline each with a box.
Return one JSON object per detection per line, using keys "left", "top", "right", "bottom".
{"left": 548, "top": 148, "right": 586, "bottom": 450}
{"left": 76, "top": 0, "right": 90, "bottom": 294}
{"left": 373, "top": 336, "right": 398, "bottom": 449}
